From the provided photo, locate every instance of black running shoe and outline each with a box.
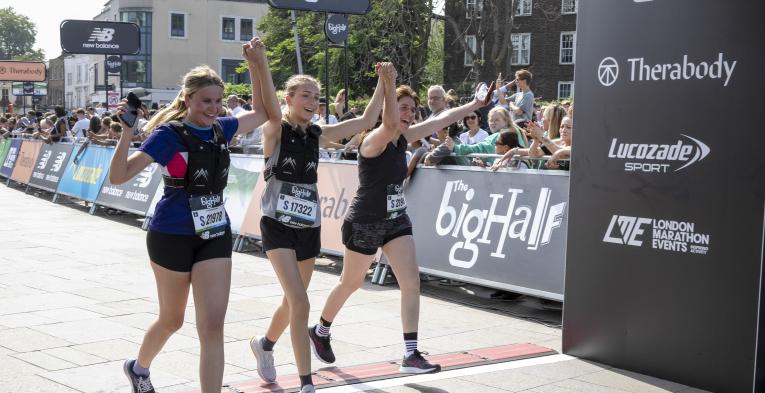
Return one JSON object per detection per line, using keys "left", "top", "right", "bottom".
{"left": 399, "top": 350, "right": 441, "bottom": 374}
{"left": 308, "top": 324, "right": 335, "bottom": 364}
{"left": 123, "top": 359, "right": 156, "bottom": 393}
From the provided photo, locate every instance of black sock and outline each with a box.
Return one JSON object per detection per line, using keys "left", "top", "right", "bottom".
{"left": 320, "top": 316, "right": 333, "bottom": 327}
{"left": 261, "top": 336, "right": 276, "bottom": 351}
{"left": 316, "top": 316, "right": 333, "bottom": 337}
{"left": 403, "top": 332, "right": 418, "bottom": 357}
{"left": 299, "top": 374, "right": 313, "bottom": 388}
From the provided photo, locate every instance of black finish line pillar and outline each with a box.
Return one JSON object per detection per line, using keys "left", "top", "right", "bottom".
{"left": 563, "top": 1, "right": 765, "bottom": 392}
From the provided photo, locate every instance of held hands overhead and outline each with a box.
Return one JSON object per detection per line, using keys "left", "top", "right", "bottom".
{"left": 242, "top": 37, "right": 267, "bottom": 64}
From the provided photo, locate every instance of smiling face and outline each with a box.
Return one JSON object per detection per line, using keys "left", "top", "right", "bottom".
{"left": 464, "top": 113, "right": 479, "bottom": 131}
{"left": 559, "top": 116, "right": 573, "bottom": 144}
{"left": 286, "top": 82, "right": 321, "bottom": 124}
{"left": 397, "top": 96, "right": 417, "bottom": 131}
{"left": 184, "top": 85, "right": 224, "bottom": 128}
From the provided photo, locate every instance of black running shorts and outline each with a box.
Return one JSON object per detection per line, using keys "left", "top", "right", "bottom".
{"left": 260, "top": 216, "right": 321, "bottom": 261}
{"left": 342, "top": 214, "right": 413, "bottom": 255}
{"left": 146, "top": 227, "right": 233, "bottom": 272}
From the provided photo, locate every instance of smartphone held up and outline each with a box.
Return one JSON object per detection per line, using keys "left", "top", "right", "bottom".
{"left": 119, "top": 92, "right": 142, "bottom": 128}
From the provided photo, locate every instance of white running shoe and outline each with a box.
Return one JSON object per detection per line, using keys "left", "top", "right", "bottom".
{"left": 249, "top": 336, "right": 276, "bottom": 383}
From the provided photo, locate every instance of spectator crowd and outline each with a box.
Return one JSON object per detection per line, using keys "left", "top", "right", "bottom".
{"left": 0, "top": 68, "right": 572, "bottom": 171}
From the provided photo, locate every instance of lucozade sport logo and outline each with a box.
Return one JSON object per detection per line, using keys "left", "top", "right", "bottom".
{"left": 435, "top": 180, "right": 566, "bottom": 269}
{"left": 603, "top": 215, "right": 710, "bottom": 255}
{"left": 607, "top": 134, "right": 710, "bottom": 173}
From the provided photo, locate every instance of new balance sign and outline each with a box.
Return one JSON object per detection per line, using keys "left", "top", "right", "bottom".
{"left": 60, "top": 20, "right": 140, "bottom": 55}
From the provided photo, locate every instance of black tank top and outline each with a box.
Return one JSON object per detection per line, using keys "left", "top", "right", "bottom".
{"left": 346, "top": 135, "right": 408, "bottom": 223}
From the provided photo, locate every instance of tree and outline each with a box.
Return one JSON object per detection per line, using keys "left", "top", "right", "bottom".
{"left": 0, "top": 7, "right": 45, "bottom": 61}
{"left": 257, "top": 0, "right": 441, "bottom": 99}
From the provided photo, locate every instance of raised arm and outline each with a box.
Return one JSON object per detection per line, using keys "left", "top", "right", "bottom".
{"left": 405, "top": 82, "right": 495, "bottom": 143}
{"left": 358, "top": 63, "right": 399, "bottom": 158}
{"left": 321, "top": 64, "right": 386, "bottom": 142}
{"left": 235, "top": 37, "right": 274, "bottom": 136}
{"left": 109, "top": 101, "right": 154, "bottom": 185}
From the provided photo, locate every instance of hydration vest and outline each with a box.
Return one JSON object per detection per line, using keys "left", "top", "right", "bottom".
{"left": 162, "top": 120, "right": 230, "bottom": 195}
{"left": 264, "top": 121, "right": 321, "bottom": 184}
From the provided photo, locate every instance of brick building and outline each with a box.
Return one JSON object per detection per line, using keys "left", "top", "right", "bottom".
{"left": 443, "top": 0, "right": 577, "bottom": 101}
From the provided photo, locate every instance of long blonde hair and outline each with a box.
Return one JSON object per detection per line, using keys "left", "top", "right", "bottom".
{"left": 282, "top": 74, "right": 321, "bottom": 124}
{"left": 544, "top": 104, "right": 566, "bottom": 139}
{"left": 144, "top": 65, "right": 225, "bottom": 133}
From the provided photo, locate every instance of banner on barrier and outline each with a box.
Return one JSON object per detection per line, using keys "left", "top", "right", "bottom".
{"left": 10, "top": 140, "right": 44, "bottom": 184}
{"left": 0, "top": 139, "right": 11, "bottom": 172}
{"left": 28, "top": 143, "right": 75, "bottom": 192}
{"left": 239, "top": 160, "right": 359, "bottom": 255}
{"left": 405, "top": 168, "right": 569, "bottom": 300}
{"left": 225, "top": 155, "right": 263, "bottom": 234}
{"left": 0, "top": 139, "right": 23, "bottom": 178}
{"left": 96, "top": 158, "right": 163, "bottom": 215}
{"left": 56, "top": 144, "right": 114, "bottom": 202}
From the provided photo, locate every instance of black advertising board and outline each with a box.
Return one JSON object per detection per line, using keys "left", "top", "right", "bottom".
{"left": 27, "top": 143, "right": 75, "bottom": 192}
{"left": 267, "top": 0, "right": 371, "bottom": 15}
{"left": 96, "top": 158, "right": 162, "bottom": 215}
{"left": 562, "top": 1, "right": 765, "bottom": 392}
{"left": 60, "top": 20, "right": 140, "bottom": 55}
{"left": 405, "top": 167, "right": 568, "bottom": 300}
{"left": 325, "top": 14, "right": 349, "bottom": 45}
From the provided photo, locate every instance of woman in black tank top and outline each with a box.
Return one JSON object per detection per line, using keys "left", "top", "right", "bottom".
{"left": 308, "top": 65, "right": 497, "bottom": 374}
{"left": 250, "top": 63, "right": 390, "bottom": 391}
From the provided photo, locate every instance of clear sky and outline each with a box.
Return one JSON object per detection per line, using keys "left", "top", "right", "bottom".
{"left": 0, "top": 0, "right": 107, "bottom": 61}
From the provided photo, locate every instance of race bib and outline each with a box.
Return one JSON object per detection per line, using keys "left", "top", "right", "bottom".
{"left": 276, "top": 183, "right": 318, "bottom": 227}
{"left": 386, "top": 184, "right": 407, "bottom": 220}
{"left": 189, "top": 193, "right": 227, "bottom": 239}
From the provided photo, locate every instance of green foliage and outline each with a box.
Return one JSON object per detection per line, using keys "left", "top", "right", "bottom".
{"left": 257, "top": 1, "right": 441, "bottom": 101}
{"left": 0, "top": 7, "right": 44, "bottom": 60}
{"left": 224, "top": 83, "right": 251, "bottom": 98}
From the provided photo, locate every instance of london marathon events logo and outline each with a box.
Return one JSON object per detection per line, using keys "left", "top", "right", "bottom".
{"left": 597, "top": 53, "right": 737, "bottom": 87}
{"left": 603, "top": 215, "right": 710, "bottom": 255}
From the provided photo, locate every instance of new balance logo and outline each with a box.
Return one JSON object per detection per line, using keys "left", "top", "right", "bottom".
{"left": 603, "top": 215, "right": 652, "bottom": 246}
{"left": 192, "top": 168, "right": 209, "bottom": 182}
{"left": 88, "top": 28, "right": 115, "bottom": 42}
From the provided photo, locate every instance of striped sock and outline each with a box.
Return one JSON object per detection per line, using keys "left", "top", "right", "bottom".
{"left": 316, "top": 316, "right": 332, "bottom": 337}
{"left": 403, "top": 332, "right": 418, "bottom": 357}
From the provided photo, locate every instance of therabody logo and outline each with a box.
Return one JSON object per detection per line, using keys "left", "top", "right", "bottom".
{"left": 603, "top": 215, "right": 710, "bottom": 255}
{"left": 608, "top": 134, "right": 710, "bottom": 173}
{"left": 598, "top": 53, "right": 737, "bottom": 87}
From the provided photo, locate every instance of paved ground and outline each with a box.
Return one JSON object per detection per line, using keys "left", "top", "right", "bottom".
{"left": 0, "top": 182, "right": 710, "bottom": 393}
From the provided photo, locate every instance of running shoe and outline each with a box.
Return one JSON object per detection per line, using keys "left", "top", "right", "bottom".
{"left": 399, "top": 350, "right": 441, "bottom": 374}
{"left": 308, "top": 324, "right": 336, "bottom": 364}
{"left": 249, "top": 336, "right": 277, "bottom": 383}
{"left": 123, "top": 359, "right": 156, "bottom": 393}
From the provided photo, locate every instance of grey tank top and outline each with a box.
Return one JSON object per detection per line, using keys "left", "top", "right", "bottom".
{"left": 260, "top": 143, "right": 321, "bottom": 229}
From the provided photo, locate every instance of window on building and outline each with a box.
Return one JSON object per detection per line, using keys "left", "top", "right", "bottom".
{"left": 67, "top": 73, "right": 72, "bottom": 86}
{"left": 123, "top": 60, "right": 147, "bottom": 84}
{"left": 558, "top": 81, "right": 573, "bottom": 100}
{"left": 240, "top": 18, "right": 253, "bottom": 41}
{"left": 511, "top": 33, "right": 531, "bottom": 65}
{"left": 465, "top": 0, "right": 482, "bottom": 19}
{"left": 222, "top": 17, "right": 236, "bottom": 40}
{"left": 560, "top": 32, "right": 576, "bottom": 64}
{"left": 515, "top": 0, "right": 532, "bottom": 16}
{"left": 221, "top": 59, "right": 250, "bottom": 84}
{"left": 464, "top": 35, "right": 477, "bottom": 66}
{"left": 561, "top": 0, "right": 577, "bottom": 14}
{"left": 76, "top": 65, "right": 82, "bottom": 83}
{"left": 170, "top": 12, "right": 187, "bottom": 38}
{"left": 122, "top": 11, "right": 150, "bottom": 27}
